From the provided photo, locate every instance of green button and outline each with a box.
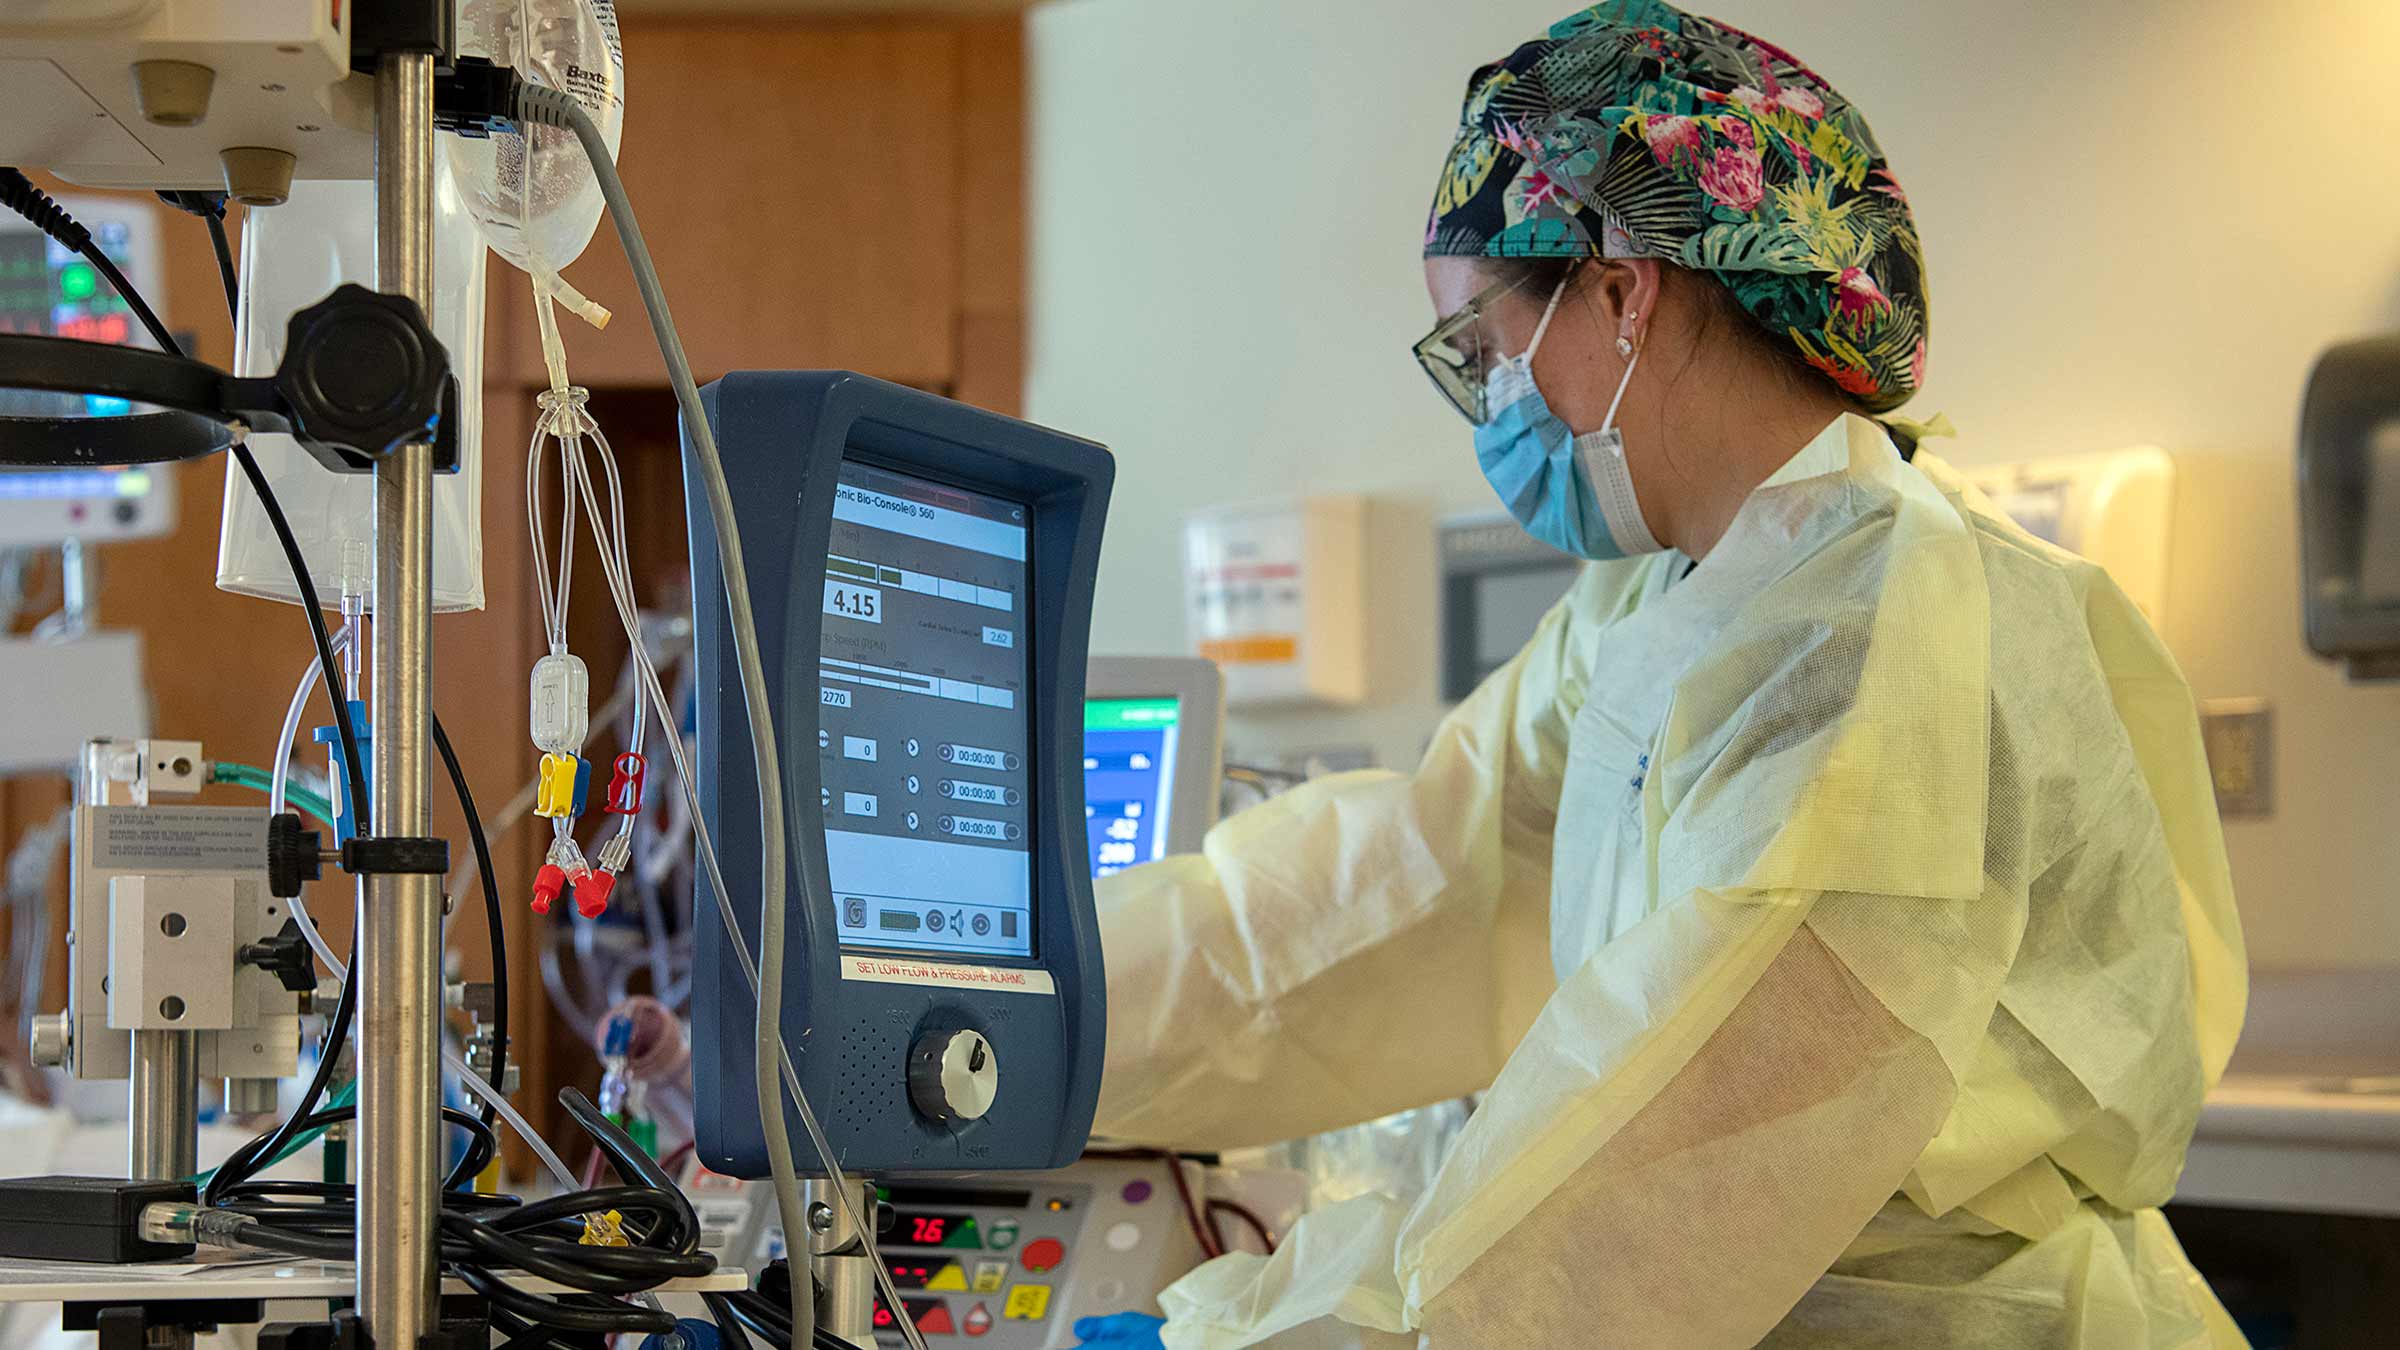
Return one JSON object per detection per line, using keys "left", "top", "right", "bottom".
{"left": 985, "top": 1218, "right": 1019, "bottom": 1251}
{"left": 59, "top": 262, "right": 97, "bottom": 301}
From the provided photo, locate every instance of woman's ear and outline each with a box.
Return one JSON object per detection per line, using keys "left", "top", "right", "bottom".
{"left": 1586, "top": 259, "right": 1665, "bottom": 349}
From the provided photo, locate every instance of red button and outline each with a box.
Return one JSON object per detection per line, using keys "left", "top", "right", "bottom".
{"left": 917, "top": 1303, "right": 957, "bottom": 1335}
{"left": 964, "top": 1303, "right": 993, "bottom": 1337}
{"left": 1020, "top": 1237, "right": 1065, "bottom": 1273}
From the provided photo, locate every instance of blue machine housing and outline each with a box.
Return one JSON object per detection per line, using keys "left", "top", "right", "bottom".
{"left": 684, "top": 372, "right": 1113, "bottom": 1177}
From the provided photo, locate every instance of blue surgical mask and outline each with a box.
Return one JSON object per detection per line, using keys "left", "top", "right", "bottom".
{"left": 1472, "top": 279, "right": 1663, "bottom": 560}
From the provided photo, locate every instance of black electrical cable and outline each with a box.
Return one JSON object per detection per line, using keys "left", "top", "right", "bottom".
{"left": 205, "top": 952, "right": 353, "bottom": 1208}
{"left": 558, "top": 1087, "right": 696, "bottom": 1251}
{"left": 455, "top": 1265, "right": 675, "bottom": 1338}
{"left": 202, "top": 210, "right": 238, "bottom": 311}
{"left": 432, "top": 710, "right": 509, "bottom": 1141}
{"left": 176, "top": 216, "right": 698, "bottom": 1348}
{"left": 706, "top": 1291, "right": 760, "bottom": 1350}
{"left": 722, "top": 1287, "right": 875, "bottom": 1350}
{"left": 164, "top": 186, "right": 370, "bottom": 845}
{"left": 218, "top": 1124, "right": 707, "bottom": 1259}
{"left": 722, "top": 1291, "right": 792, "bottom": 1347}
{"left": 195, "top": 175, "right": 512, "bottom": 1176}
{"left": 213, "top": 1139, "right": 711, "bottom": 1337}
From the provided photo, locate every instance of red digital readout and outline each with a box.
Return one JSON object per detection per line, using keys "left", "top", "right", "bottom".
{"left": 875, "top": 1297, "right": 949, "bottom": 1332}
{"left": 911, "top": 1215, "right": 949, "bottom": 1245}
{"left": 55, "top": 313, "right": 129, "bottom": 345}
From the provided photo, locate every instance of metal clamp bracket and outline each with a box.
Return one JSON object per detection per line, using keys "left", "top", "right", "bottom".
{"left": 264, "top": 813, "right": 447, "bottom": 899}
{"left": 0, "top": 284, "right": 460, "bottom": 476}
{"left": 340, "top": 837, "right": 450, "bottom": 877}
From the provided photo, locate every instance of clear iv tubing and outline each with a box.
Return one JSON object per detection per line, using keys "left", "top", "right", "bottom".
{"left": 534, "top": 390, "right": 658, "bottom": 1019}
{"left": 270, "top": 622, "right": 354, "bottom": 819}
{"left": 555, "top": 393, "right": 928, "bottom": 1349}
{"left": 274, "top": 847, "right": 578, "bottom": 1191}
{"left": 543, "top": 402, "right": 678, "bottom": 1059}
{"left": 267, "top": 618, "right": 582, "bottom": 1191}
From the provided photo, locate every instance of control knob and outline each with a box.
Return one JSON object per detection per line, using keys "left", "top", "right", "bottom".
{"left": 27, "top": 1011, "right": 68, "bottom": 1068}
{"left": 909, "top": 1027, "right": 998, "bottom": 1124}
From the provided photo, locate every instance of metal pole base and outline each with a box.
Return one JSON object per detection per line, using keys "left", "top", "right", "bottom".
{"left": 807, "top": 1177, "right": 880, "bottom": 1348}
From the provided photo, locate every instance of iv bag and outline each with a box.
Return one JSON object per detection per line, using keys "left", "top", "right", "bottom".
{"left": 444, "top": 0, "right": 626, "bottom": 287}
{"left": 214, "top": 160, "right": 488, "bottom": 612}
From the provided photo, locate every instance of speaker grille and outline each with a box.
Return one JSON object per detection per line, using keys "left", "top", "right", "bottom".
{"left": 833, "top": 1019, "right": 908, "bottom": 1140}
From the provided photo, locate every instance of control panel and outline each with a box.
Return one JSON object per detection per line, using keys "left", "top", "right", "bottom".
{"left": 683, "top": 1156, "right": 1303, "bottom": 1349}
{"left": 870, "top": 1178, "right": 1092, "bottom": 1344}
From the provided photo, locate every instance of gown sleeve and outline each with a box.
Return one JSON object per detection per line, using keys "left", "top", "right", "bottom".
{"left": 1090, "top": 562, "right": 1645, "bottom": 1149}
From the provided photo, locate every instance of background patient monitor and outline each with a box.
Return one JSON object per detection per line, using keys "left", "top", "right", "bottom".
{"left": 0, "top": 198, "right": 174, "bottom": 547}
{"left": 1083, "top": 656, "right": 1224, "bottom": 877}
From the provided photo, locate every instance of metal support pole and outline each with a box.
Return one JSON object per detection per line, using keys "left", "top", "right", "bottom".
{"left": 128, "top": 1029, "right": 197, "bottom": 1181}
{"left": 129, "top": 1025, "right": 197, "bottom": 1350}
{"left": 808, "top": 1177, "right": 880, "bottom": 1348}
{"left": 359, "top": 49, "right": 441, "bottom": 1350}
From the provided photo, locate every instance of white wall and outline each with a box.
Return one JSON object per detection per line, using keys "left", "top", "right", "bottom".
{"left": 1027, "top": 0, "right": 2400, "bottom": 973}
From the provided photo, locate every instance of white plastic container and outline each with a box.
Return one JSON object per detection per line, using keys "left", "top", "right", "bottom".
{"left": 214, "top": 159, "right": 489, "bottom": 612}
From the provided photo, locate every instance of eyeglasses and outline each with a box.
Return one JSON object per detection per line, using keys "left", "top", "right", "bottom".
{"left": 1411, "top": 272, "right": 1536, "bottom": 426}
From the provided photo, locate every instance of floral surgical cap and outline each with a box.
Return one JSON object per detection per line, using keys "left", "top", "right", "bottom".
{"left": 1426, "top": 0, "right": 1928, "bottom": 412}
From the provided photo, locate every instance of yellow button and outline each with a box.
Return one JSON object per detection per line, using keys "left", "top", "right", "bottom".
{"left": 926, "top": 1263, "right": 969, "bottom": 1293}
{"left": 971, "top": 1261, "right": 1007, "bottom": 1294}
{"left": 1002, "top": 1284, "right": 1051, "bottom": 1321}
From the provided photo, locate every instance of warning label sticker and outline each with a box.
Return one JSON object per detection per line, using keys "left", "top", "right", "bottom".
{"left": 840, "top": 954, "right": 1055, "bottom": 997}
{"left": 88, "top": 806, "right": 268, "bottom": 873}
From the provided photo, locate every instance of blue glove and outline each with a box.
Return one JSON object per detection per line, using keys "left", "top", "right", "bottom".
{"left": 1072, "top": 1311, "right": 1167, "bottom": 1347}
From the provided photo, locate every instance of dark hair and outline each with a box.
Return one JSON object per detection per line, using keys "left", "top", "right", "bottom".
{"left": 1481, "top": 256, "right": 1861, "bottom": 412}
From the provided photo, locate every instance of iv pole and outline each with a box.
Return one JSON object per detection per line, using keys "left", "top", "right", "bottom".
{"left": 360, "top": 48, "right": 443, "bottom": 1349}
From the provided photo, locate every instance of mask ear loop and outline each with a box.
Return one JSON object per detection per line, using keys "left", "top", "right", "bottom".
{"left": 1600, "top": 333, "right": 1642, "bottom": 437}
{"left": 1522, "top": 271, "right": 1573, "bottom": 362}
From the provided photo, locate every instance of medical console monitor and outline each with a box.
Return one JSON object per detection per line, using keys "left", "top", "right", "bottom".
{"left": 686, "top": 372, "right": 1113, "bottom": 1177}
{"left": 1084, "top": 657, "right": 1223, "bottom": 877}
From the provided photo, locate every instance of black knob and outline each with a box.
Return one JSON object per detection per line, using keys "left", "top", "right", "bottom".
{"left": 274, "top": 283, "right": 449, "bottom": 462}
{"left": 239, "top": 917, "right": 318, "bottom": 993}
{"left": 908, "top": 1026, "right": 999, "bottom": 1125}
{"left": 266, "top": 812, "right": 323, "bottom": 899}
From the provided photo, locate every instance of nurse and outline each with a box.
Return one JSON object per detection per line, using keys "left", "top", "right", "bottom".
{"left": 1078, "top": 3, "right": 2248, "bottom": 1346}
